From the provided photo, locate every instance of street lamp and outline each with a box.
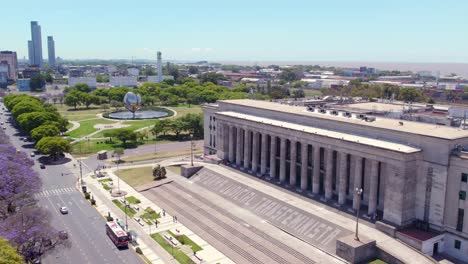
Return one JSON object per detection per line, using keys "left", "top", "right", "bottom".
{"left": 190, "top": 133, "right": 194, "bottom": 167}
{"left": 124, "top": 197, "right": 128, "bottom": 232}
{"left": 354, "top": 187, "right": 363, "bottom": 241}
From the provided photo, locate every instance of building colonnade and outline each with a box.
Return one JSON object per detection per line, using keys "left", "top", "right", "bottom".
{"left": 221, "top": 122, "right": 384, "bottom": 216}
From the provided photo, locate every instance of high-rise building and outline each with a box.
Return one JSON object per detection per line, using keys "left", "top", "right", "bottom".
{"left": 27, "top": 41, "right": 33, "bottom": 65}
{"left": 47, "top": 36, "right": 56, "bottom": 69}
{"left": 28, "top": 21, "right": 43, "bottom": 67}
{"left": 0, "top": 51, "right": 18, "bottom": 80}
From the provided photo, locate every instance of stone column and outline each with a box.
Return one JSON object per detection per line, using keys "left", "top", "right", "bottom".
{"left": 324, "top": 148, "right": 334, "bottom": 200}
{"left": 279, "top": 138, "right": 287, "bottom": 183}
{"left": 338, "top": 152, "right": 348, "bottom": 205}
{"left": 235, "top": 127, "right": 242, "bottom": 167}
{"left": 269, "top": 135, "right": 277, "bottom": 179}
{"left": 368, "top": 159, "right": 379, "bottom": 216}
{"left": 289, "top": 140, "right": 297, "bottom": 187}
{"left": 352, "top": 156, "right": 363, "bottom": 210}
{"left": 300, "top": 142, "right": 308, "bottom": 191}
{"left": 243, "top": 129, "right": 251, "bottom": 170}
{"left": 312, "top": 145, "right": 321, "bottom": 194}
{"left": 251, "top": 131, "right": 259, "bottom": 173}
{"left": 228, "top": 125, "right": 235, "bottom": 163}
{"left": 260, "top": 133, "right": 268, "bottom": 175}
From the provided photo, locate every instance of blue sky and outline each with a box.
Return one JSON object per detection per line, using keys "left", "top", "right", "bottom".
{"left": 1, "top": 0, "right": 467, "bottom": 63}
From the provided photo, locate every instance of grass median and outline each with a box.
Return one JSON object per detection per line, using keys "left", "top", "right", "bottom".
{"left": 151, "top": 233, "right": 196, "bottom": 264}
{"left": 112, "top": 199, "right": 137, "bottom": 218}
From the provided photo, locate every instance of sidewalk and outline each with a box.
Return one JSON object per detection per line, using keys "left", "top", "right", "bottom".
{"left": 83, "top": 163, "right": 234, "bottom": 264}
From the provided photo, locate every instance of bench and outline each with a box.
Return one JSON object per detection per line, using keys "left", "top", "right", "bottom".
{"left": 120, "top": 199, "right": 126, "bottom": 204}
{"left": 194, "top": 253, "right": 203, "bottom": 262}
{"left": 134, "top": 217, "right": 140, "bottom": 222}
{"left": 164, "top": 235, "right": 178, "bottom": 246}
{"left": 132, "top": 205, "right": 139, "bottom": 211}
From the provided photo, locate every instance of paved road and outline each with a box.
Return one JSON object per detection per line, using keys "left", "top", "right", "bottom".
{"left": 143, "top": 181, "right": 318, "bottom": 264}
{"left": 0, "top": 103, "right": 142, "bottom": 264}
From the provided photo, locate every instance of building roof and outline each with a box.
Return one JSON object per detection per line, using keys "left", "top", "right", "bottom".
{"left": 217, "top": 111, "right": 421, "bottom": 154}
{"left": 218, "top": 99, "right": 468, "bottom": 140}
{"left": 341, "top": 102, "right": 426, "bottom": 113}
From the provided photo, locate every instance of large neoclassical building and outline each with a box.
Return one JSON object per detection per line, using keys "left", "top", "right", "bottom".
{"left": 203, "top": 99, "right": 468, "bottom": 261}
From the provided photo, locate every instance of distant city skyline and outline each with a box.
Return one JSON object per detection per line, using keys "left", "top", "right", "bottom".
{"left": 1, "top": 0, "right": 467, "bottom": 63}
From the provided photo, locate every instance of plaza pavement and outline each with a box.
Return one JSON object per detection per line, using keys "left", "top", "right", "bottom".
{"left": 77, "top": 159, "right": 234, "bottom": 264}
{"left": 199, "top": 163, "right": 437, "bottom": 264}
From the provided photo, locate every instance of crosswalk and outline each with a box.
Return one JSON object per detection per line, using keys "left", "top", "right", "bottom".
{"left": 35, "top": 187, "right": 77, "bottom": 198}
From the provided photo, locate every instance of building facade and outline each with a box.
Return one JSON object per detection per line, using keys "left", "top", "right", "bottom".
{"left": 17, "top": 79, "right": 31, "bottom": 92}
{"left": 47, "top": 36, "right": 56, "bottom": 69}
{"left": 109, "top": 76, "right": 137, "bottom": 87}
{"left": 203, "top": 99, "right": 468, "bottom": 262}
{"left": 68, "top": 76, "right": 97, "bottom": 88}
{"left": 0, "top": 51, "right": 18, "bottom": 80}
{"left": 29, "top": 21, "right": 43, "bottom": 67}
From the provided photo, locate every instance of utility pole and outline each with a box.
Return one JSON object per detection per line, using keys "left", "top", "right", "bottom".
{"left": 190, "top": 133, "right": 194, "bottom": 166}
{"left": 354, "top": 188, "right": 363, "bottom": 241}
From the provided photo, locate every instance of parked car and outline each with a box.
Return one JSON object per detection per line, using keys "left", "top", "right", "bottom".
{"left": 40, "top": 164, "right": 45, "bottom": 169}
{"left": 59, "top": 207, "right": 68, "bottom": 214}
{"left": 30, "top": 153, "right": 35, "bottom": 157}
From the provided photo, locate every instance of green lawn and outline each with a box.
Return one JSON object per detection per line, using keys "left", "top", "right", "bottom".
{"left": 289, "top": 88, "right": 322, "bottom": 97}
{"left": 125, "top": 196, "right": 141, "bottom": 204}
{"left": 151, "top": 233, "right": 196, "bottom": 264}
{"left": 65, "top": 118, "right": 117, "bottom": 138}
{"left": 71, "top": 140, "right": 118, "bottom": 154}
{"left": 367, "top": 260, "right": 388, "bottom": 264}
{"left": 112, "top": 200, "right": 137, "bottom": 217}
{"left": 168, "top": 230, "right": 202, "bottom": 252}
{"left": 91, "top": 119, "right": 156, "bottom": 138}
{"left": 115, "top": 166, "right": 154, "bottom": 187}
{"left": 166, "top": 166, "right": 181, "bottom": 175}
{"left": 56, "top": 105, "right": 107, "bottom": 121}
{"left": 140, "top": 207, "right": 160, "bottom": 225}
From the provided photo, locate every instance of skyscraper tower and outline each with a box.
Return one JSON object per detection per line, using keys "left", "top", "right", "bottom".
{"left": 28, "top": 21, "right": 43, "bottom": 67}
{"left": 157, "top": 51, "right": 162, "bottom": 83}
{"left": 47, "top": 36, "right": 56, "bottom": 69}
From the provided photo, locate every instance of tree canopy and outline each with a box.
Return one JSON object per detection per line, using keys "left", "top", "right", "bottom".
{"left": 35, "top": 137, "right": 71, "bottom": 160}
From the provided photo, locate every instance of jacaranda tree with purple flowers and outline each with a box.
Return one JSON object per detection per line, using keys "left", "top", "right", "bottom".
{"left": 0, "top": 144, "right": 41, "bottom": 220}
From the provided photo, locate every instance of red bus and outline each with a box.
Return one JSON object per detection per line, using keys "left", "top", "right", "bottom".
{"left": 105, "top": 221, "right": 129, "bottom": 248}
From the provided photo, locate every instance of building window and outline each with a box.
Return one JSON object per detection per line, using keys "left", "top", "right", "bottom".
{"left": 213, "top": 126, "right": 216, "bottom": 130}
{"left": 462, "top": 173, "right": 468, "bottom": 183}
{"left": 454, "top": 240, "right": 461, "bottom": 249}
{"left": 210, "top": 116, "right": 212, "bottom": 121}
{"left": 460, "top": 191, "right": 467, "bottom": 200}
{"left": 457, "top": 209, "right": 464, "bottom": 232}
{"left": 213, "top": 117, "right": 216, "bottom": 121}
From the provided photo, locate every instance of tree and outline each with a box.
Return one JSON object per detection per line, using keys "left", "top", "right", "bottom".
{"left": 11, "top": 101, "right": 44, "bottom": 119}
{"left": 64, "top": 90, "right": 82, "bottom": 109}
{"left": 292, "top": 89, "right": 305, "bottom": 98}
{"left": 170, "top": 119, "right": 186, "bottom": 139}
{"left": 35, "top": 137, "right": 71, "bottom": 160}
{"left": 0, "top": 237, "right": 23, "bottom": 264}
{"left": 398, "top": 88, "right": 423, "bottom": 102}
{"left": 29, "top": 74, "right": 46, "bottom": 92}
{"left": 198, "top": 72, "right": 226, "bottom": 84}
{"left": 16, "top": 112, "right": 62, "bottom": 133}
{"left": 113, "top": 129, "right": 137, "bottom": 146}
{"left": 152, "top": 165, "right": 167, "bottom": 180}
{"left": 188, "top": 66, "right": 199, "bottom": 74}
{"left": 0, "top": 145, "right": 41, "bottom": 220}
{"left": 179, "top": 113, "right": 203, "bottom": 138}
{"left": 30, "top": 125, "right": 60, "bottom": 142}
{"left": 0, "top": 207, "right": 71, "bottom": 264}
{"left": 151, "top": 120, "right": 166, "bottom": 139}
{"left": 3, "top": 94, "right": 41, "bottom": 111}
{"left": 80, "top": 93, "right": 99, "bottom": 109}
{"left": 113, "top": 148, "right": 124, "bottom": 163}
{"left": 279, "top": 69, "right": 300, "bottom": 82}
{"left": 74, "top": 83, "right": 91, "bottom": 93}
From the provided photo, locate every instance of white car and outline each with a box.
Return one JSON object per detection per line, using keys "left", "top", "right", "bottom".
{"left": 60, "top": 207, "right": 68, "bottom": 214}
{"left": 30, "top": 153, "right": 35, "bottom": 157}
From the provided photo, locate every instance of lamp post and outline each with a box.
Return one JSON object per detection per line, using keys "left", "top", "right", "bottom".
{"left": 354, "top": 187, "right": 363, "bottom": 241}
{"left": 190, "top": 133, "right": 194, "bottom": 167}
{"left": 124, "top": 197, "right": 128, "bottom": 232}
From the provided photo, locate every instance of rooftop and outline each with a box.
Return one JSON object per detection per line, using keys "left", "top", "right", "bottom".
{"left": 217, "top": 111, "right": 421, "bottom": 154}
{"left": 218, "top": 99, "right": 468, "bottom": 140}
{"left": 340, "top": 102, "right": 426, "bottom": 112}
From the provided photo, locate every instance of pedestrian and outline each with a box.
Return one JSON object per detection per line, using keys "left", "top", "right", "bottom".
{"left": 175, "top": 216, "right": 178, "bottom": 223}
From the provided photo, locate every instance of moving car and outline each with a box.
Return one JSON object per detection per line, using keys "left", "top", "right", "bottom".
{"left": 40, "top": 164, "right": 45, "bottom": 169}
{"left": 30, "top": 153, "right": 35, "bottom": 157}
{"left": 60, "top": 207, "right": 68, "bottom": 214}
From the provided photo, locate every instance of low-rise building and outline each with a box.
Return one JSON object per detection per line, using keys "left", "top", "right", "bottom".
{"left": 110, "top": 76, "right": 137, "bottom": 87}
{"left": 17, "top": 79, "right": 31, "bottom": 92}
{"left": 68, "top": 76, "right": 97, "bottom": 88}
{"left": 147, "top": 75, "right": 174, "bottom": 83}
